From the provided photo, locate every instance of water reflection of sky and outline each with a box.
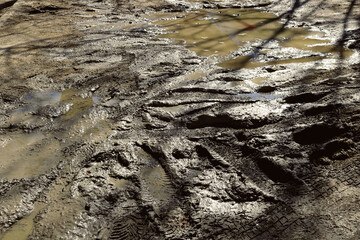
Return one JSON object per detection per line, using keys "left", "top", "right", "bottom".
{"left": 18, "top": 92, "right": 62, "bottom": 113}
{"left": 233, "top": 92, "right": 281, "bottom": 101}
{"left": 16, "top": 91, "right": 100, "bottom": 115}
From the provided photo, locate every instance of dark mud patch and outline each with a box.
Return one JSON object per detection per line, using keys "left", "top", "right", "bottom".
{"left": 187, "top": 113, "right": 267, "bottom": 129}
{"left": 256, "top": 157, "right": 302, "bottom": 184}
{"left": 293, "top": 124, "right": 345, "bottom": 145}
{"left": 0, "top": 0, "right": 17, "bottom": 11}
{"left": 310, "top": 138, "right": 356, "bottom": 163}
{"left": 303, "top": 104, "right": 342, "bottom": 116}
{"left": 284, "top": 92, "right": 328, "bottom": 104}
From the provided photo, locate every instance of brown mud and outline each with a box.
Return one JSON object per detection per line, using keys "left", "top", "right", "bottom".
{"left": 0, "top": 0, "right": 359, "bottom": 239}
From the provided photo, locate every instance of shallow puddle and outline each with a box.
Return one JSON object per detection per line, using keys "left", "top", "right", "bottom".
{"left": 153, "top": 8, "right": 354, "bottom": 69}
{"left": 59, "top": 89, "right": 97, "bottom": 120}
{"left": 20, "top": 92, "right": 62, "bottom": 112}
{"left": 155, "top": 8, "right": 279, "bottom": 57}
{"left": 1, "top": 89, "right": 103, "bottom": 180}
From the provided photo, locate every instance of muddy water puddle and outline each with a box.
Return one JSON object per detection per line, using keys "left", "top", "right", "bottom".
{"left": 152, "top": 8, "right": 354, "bottom": 69}
{"left": 1, "top": 89, "right": 112, "bottom": 180}
{"left": 14, "top": 89, "right": 99, "bottom": 120}
{"left": 59, "top": 89, "right": 98, "bottom": 120}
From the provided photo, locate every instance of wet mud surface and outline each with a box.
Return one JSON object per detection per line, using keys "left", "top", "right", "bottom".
{"left": 0, "top": 0, "right": 359, "bottom": 239}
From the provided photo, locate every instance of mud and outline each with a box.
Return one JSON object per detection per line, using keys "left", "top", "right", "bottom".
{"left": 0, "top": 0, "right": 359, "bottom": 239}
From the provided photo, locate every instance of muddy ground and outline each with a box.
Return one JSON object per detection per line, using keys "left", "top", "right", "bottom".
{"left": 0, "top": 0, "right": 359, "bottom": 239}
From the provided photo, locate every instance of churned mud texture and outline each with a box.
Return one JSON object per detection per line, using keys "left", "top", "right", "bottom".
{"left": 0, "top": 0, "right": 359, "bottom": 239}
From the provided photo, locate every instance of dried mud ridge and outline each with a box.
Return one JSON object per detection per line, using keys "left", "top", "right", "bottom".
{"left": 0, "top": 0, "right": 360, "bottom": 239}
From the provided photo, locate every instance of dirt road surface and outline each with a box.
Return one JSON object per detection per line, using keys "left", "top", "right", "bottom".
{"left": 0, "top": 0, "right": 359, "bottom": 239}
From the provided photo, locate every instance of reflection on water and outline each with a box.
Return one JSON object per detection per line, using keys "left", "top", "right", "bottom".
{"left": 15, "top": 92, "right": 61, "bottom": 114}
{"left": 233, "top": 92, "right": 280, "bottom": 101}
{"left": 16, "top": 89, "right": 98, "bottom": 120}
{"left": 0, "top": 89, "right": 106, "bottom": 180}
{"left": 59, "top": 89, "right": 95, "bottom": 120}
{"left": 155, "top": 8, "right": 279, "bottom": 57}
{"left": 153, "top": 8, "right": 354, "bottom": 69}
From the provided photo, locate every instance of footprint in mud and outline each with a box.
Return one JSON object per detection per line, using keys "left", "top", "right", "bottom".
{"left": 141, "top": 165, "right": 175, "bottom": 204}
{"left": 135, "top": 147, "right": 176, "bottom": 211}
{"left": 109, "top": 211, "right": 156, "bottom": 240}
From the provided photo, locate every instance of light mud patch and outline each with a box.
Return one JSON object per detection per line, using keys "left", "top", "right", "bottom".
{"left": 183, "top": 71, "right": 206, "bottom": 81}
{"left": 219, "top": 55, "right": 326, "bottom": 69}
{"left": 230, "top": 77, "right": 268, "bottom": 87}
{"left": 153, "top": 8, "right": 354, "bottom": 69}
{"left": 0, "top": 132, "right": 60, "bottom": 180}
{"left": 110, "top": 177, "right": 129, "bottom": 189}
